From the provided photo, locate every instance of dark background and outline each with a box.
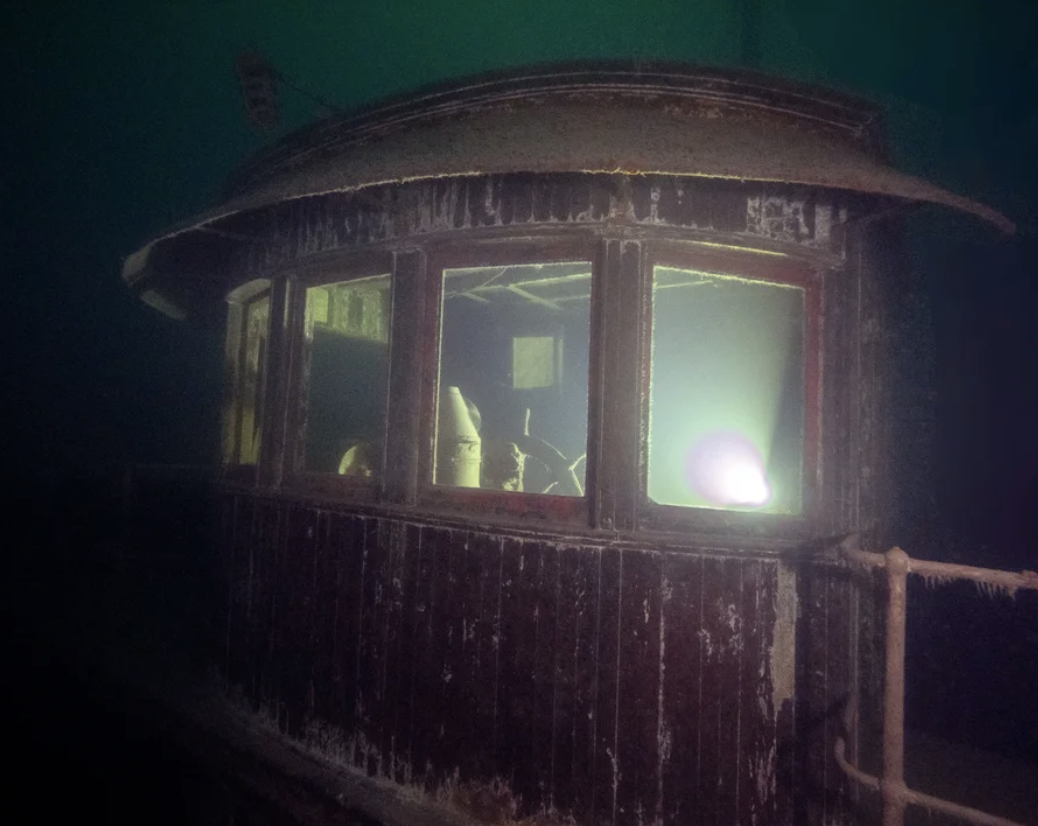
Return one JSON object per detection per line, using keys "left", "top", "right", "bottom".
{"left": 3, "top": 0, "right": 1035, "bottom": 819}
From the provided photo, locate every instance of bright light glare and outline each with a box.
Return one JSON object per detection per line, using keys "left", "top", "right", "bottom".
{"left": 718, "top": 461, "right": 770, "bottom": 506}
{"left": 647, "top": 267, "right": 804, "bottom": 513}
{"left": 685, "top": 431, "right": 772, "bottom": 509}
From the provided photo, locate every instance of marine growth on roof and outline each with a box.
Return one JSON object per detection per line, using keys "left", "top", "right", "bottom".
{"left": 123, "top": 61, "right": 1012, "bottom": 316}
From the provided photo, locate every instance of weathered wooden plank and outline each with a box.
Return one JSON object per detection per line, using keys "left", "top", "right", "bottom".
{"left": 695, "top": 556, "right": 723, "bottom": 826}
{"left": 822, "top": 265, "right": 857, "bottom": 534}
{"left": 389, "top": 522, "right": 423, "bottom": 784}
{"left": 224, "top": 495, "right": 253, "bottom": 693}
{"left": 734, "top": 559, "right": 771, "bottom": 826}
{"left": 451, "top": 179, "right": 472, "bottom": 230}
{"left": 775, "top": 563, "right": 798, "bottom": 826}
{"left": 310, "top": 510, "right": 338, "bottom": 728}
{"left": 470, "top": 533, "right": 504, "bottom": 783}
{"left": 339, "top": 514, "right": 367, "bottom": 761}
{"left": 355, "top": 517, "right": 388, "bottom": 775}
{"left": 823, "top": 567, "right": 852, "bottom": 823}
{"left": 565, "top": 545, "right": 600, "bottom": 824}
{"left": 377, "top": 520, "right": 408, "bottom": 780}
{"left": 498, "top": 537, "right": 543, "bottom": 811}
{"left": 749, "top": 560, "right": 781, "bottom": 826}
{"left": 591, "top": 545, "right": 622, "bottom": 826}
{"left": 408, "top": 524, "right": 451, "bottom": 789}
{"left": 570, "top": 177, "right": 592, "bottom": 223}
{"left": 325, "top": 513, "right": 363, "bottom": 750}
{"left": 494, "top": 536, "right": 525, "bottom": 791}
{"left": 549, "top": 175, "right": 573, "bottom": 223}
{"left": 240, "top": 497, "right": 263, "bottom": 709}
{"left": 280, "top": 505, "right": 318, "bottom": 738}
{"left": 548, "top": 545, "right": 581, "bottom": 817}
{"left": 531, "top": 176, "right": 554, "bottom": 224}
{"left": 254, "top": 501, "right": 284, "bottom": 721}
{"left": 719, "top": 557, "right": 746, "bottom": 826}
{"left": 695, "top": 556, "right": 744, "bottom": 826}
{"left": 591, "top": 176, "right": 617, "bottom": 221}
{"left": 509, "top": 174, "right": 534, "bottom": 226}
{"left": 659, "top": 552, "right": 704, "bottom": 826}
{"left": 471, "top": 178, "right": 499, "bottom": 228}
{"left": 793, "top": 562, "right": 828, "bottom": 826}
{"left": 614, "top": 548, "right": 662, "bottom": 826}
{"left": 217, "top": 493, "right": 857, "bottom": 826}
{"left": 442, "top": 530, "right": 487, "bottom": 783}
{"left": 531, "top": 542, "right": 560, "bottom": 811}
{"left": 216, "top": 494, "right": 233, "bottom": 682}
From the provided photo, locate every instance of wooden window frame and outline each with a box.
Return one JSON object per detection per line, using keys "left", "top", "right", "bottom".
{"left": 281, "top": 250, "right": 394, "bottom": 502}
{"left": 221, "top": 278, "right": 273, "bottom": 486}
{"left": 635, "top": 243, "right": 823, "bottom": 540}
{"left": 415, "top": 237, "right": 601, "bottom": 525}
{"left": 265, "top": 233, "right": 826, "bottom": 543}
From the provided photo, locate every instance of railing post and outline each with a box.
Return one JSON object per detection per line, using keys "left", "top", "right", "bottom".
{"left": 882, "top": 546, "right": 910, "bottom": 826}
{"left": 836, "top": 544, "right": 1036, "bottom": 826}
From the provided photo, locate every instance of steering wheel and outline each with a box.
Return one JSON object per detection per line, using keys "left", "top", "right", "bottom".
{"left": 513, "top": 409, "right": 586, "bottom": 497}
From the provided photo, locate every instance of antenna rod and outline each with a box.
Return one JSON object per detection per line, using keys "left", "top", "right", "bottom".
{"left": 236, "top": 49, "right": 346, "bottom": 132}
{"left": 275, "top": 72, "right": 346, "bottom": 117}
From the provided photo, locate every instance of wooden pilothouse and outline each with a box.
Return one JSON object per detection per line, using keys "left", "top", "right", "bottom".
{"left": 121, "top": 63, "right": 1013, "bottom": 826}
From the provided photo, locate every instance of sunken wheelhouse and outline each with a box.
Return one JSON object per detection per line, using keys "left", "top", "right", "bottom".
{"left": 122, "top": 63, "right": 1009, "bottom": 826}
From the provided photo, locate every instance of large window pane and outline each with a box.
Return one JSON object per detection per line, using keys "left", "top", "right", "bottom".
{"left": 303, "top": 275, "right": 391, "bottom": 476}
{"left": 435, "top": 262, "right": 591, "bottom": 496}
{"left": 648, "top": 267, "right": 805, "bottom": 514}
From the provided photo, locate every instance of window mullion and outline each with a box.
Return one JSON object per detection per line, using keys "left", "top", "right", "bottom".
{"left": 259, "top": 276, "right": 292, "bottom": 489}
{"left": 383, "top": 247, "right": 428, "bottom": 506}
{"left": 593, "top": 237, "right": 646, "bottom": 532}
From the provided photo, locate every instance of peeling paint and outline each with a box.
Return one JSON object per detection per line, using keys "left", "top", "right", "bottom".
{"left": 656, "top": 572, "right": 669, "bottom": 820}
{"left": 217, "top": 499, "right": 858, "bottom": 826}
{"left": 814, "top": 204, "right": 833, "bottom": 244}
{"left": 770, "top": 562, "right": 797, "bottom": 711}
{"left": 751, "top": 744, "right": 777, "bottom": 826}
{"left": 746, "top": 195, "right": 809, "bottom": 242}
{"left": 698, "top": 627, "right": 714, "bottom": 657}
{"left": 572, "top": 200, "right": 596, "bottom": 223}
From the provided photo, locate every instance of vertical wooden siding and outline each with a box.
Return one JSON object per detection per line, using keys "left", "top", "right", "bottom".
{"left": 220, "top": 495, "right": 852, "bottom": 826}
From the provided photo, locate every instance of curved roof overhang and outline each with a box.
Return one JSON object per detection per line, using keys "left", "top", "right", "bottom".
{"left": 123, "top": 62, "right": 1013, "bottom": 317}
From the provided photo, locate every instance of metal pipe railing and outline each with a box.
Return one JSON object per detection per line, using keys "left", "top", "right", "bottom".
{"left": 882, "top": 547, "right": 909, "bottom": 826}
{"left": 837, "top": 546, "right": 1038, "bottom": 826}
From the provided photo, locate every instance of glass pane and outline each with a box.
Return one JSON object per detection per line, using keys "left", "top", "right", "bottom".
{"left": 237, "top": 294, "right": 270, "bottom": 465}
{"left": 648, "top": 267, "right": 805, "bottom": 514}
{"left": 435, "top": 262, "right": 592, "bottom": 496}
{"left": 303, "top": 275, "right": 391, "bottom": 476}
